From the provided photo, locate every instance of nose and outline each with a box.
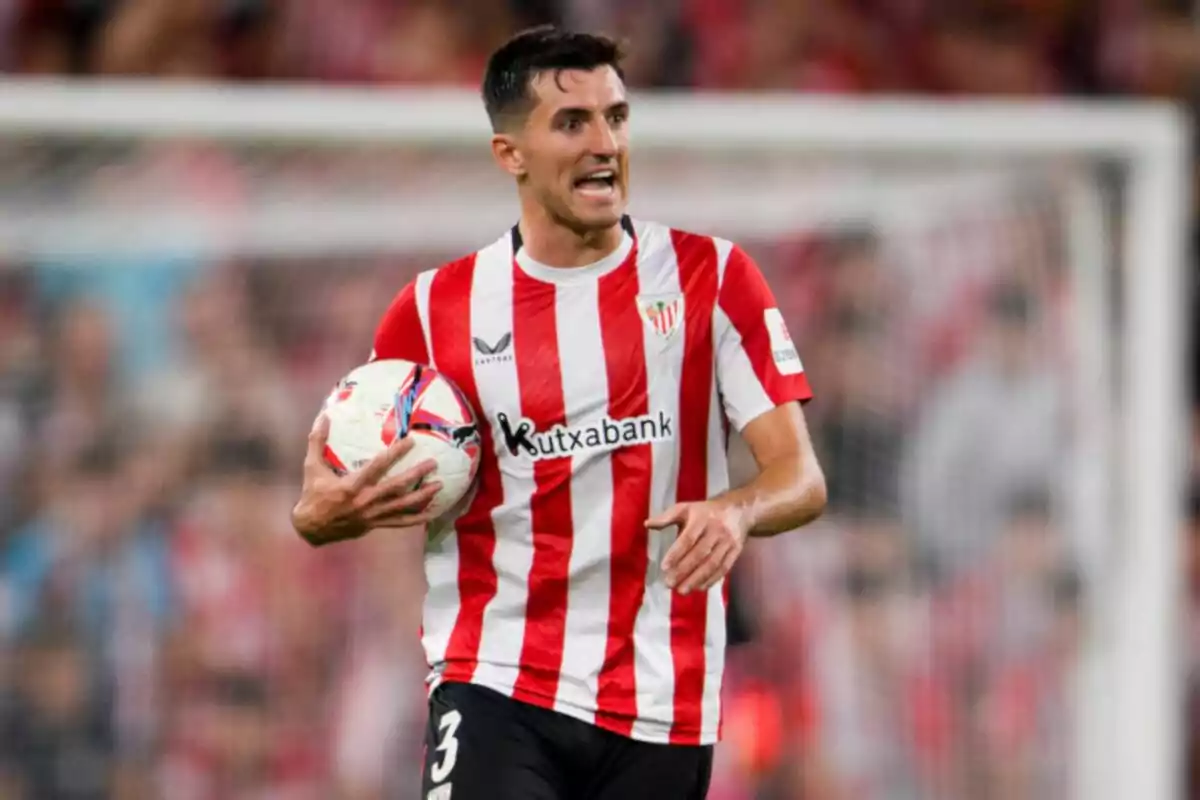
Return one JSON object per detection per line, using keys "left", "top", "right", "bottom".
{"left": 589, "top": 118, "right": 618, "bottom": 159}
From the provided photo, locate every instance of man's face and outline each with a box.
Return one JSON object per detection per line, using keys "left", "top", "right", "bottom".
{"left": 499, "top": 66, "right": 629, "bottom": 232}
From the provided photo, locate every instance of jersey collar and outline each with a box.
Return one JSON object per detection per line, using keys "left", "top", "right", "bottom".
{"left": 511, "top": 215, "right": 636, "bottom": 285}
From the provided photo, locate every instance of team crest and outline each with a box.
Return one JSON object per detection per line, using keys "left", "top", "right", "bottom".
{"left": 637, "top": 294, "right": 684, "bottom": 339}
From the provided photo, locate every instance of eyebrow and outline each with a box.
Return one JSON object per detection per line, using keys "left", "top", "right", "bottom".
{"left": 551, "top": 101, "right": 630, "bottom": 120}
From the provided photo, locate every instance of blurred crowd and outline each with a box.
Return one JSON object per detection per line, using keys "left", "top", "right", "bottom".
{"left": 714, "top": 203, "right": 1085, "bottom": 799}
{"left": 0, "top": 1, "right": 1198, "bottom": 799}
{"left": 0, "top": 0, "right": 1195, "bottom": 100}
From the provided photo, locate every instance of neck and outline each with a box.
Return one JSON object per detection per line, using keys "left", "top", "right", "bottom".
{"left": 517, "top": 199, "right": 624, "bottom": 268}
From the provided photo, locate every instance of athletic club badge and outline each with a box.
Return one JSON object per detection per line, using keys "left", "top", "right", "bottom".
{"left": 637, "top": 294, "right": 684, "bottom": 339}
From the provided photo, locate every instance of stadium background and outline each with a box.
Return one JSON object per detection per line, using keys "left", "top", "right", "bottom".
{"left": 0, "top": 1, "right": 1196, "bottom": 798}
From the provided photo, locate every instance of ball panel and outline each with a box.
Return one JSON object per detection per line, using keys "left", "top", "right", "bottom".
{"left": 319, "top": 358, "right": 481, "bottom": 539}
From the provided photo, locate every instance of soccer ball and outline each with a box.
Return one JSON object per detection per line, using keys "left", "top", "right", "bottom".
{"left": 320, "top": 359, "right": 482, "bottom": 542}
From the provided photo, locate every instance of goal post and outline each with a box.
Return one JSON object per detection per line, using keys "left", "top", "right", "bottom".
{"left": 0, "top": 80, "right": 1189, "bottom": 800}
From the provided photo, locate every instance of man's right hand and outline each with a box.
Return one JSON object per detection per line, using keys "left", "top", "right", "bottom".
{"left": 291, "top": 413, "right": 443, "bottom": 547}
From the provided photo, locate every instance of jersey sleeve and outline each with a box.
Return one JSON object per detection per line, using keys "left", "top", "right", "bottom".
{"left": 715, "top": 244, "right": 813, "bottom": 431}
{"left": 370, "top": 279, "right": 431, "bottom": 364}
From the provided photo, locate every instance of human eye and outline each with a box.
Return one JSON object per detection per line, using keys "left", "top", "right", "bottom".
{"left": 556, "top": 112, "right": 594, "bottom": 134}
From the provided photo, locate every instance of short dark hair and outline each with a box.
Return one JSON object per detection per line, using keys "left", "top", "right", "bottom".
{"left": 482, "top": 26, "right": 625, "bottom": 131}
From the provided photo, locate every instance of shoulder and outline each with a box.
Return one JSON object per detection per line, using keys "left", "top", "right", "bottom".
{"left": 417, "top": 231, "right": 514, "bottom": 292}
{"left": 631, "top": 218, "right": 743, "bottom": 283}
{"left": 632, "top": 218, "right": 729, "bottom": 250}
{"left": 380, "top": 232, "right": 512, "bottom": 314}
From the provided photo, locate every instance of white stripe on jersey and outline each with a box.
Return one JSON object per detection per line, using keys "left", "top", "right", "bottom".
{"left": 714, "top": 237, "right": 734, "bottom": 289}
{"left": 714, "top": 302, "right": 776, "bottom": 431}
{"left": 414, "top": 269, "right": 436, "bottom": 361}
{"left": 553, "top": 278, "right": 612, "bottom": 721}
{"left": 467, "top": 236, "right": 533, "bottom": 697}
{"left": 630, "top": 219, "right": 684, "bottom": 740}
{"left": 700, "top": 238, "right": 737, "bottom": 740}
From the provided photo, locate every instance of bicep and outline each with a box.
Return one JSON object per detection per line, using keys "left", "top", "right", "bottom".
{"left": 739, "top": 401, "right": 818, "bottom": 472}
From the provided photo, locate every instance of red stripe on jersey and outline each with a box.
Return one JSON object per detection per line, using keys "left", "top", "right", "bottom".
{"left": 511, "top": 266, "right": 574, "bottom": 706}
{"left": 373, "top": 279, "right": 430, "bottom": 363}
{"left": 430, "top": 256, "right": 500, "bottom": 685}
{"left": 669, "top": 230, "right": 720, "bottom": 745}
{"left": 718, "top": 246, "right": 813, "bottom": 403}
{"left": 595, "top": 251, "right": 651, "bottom": 735}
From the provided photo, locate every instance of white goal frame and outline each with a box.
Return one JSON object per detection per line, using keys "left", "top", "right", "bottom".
{"left": 0, "top": 80, "right": 1190, "bottom": 800}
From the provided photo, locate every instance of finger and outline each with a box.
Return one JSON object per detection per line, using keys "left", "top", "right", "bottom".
{"left": 304, "top": 413, "right": 331, "bottom": 468}
{"left": 679, "top": 541, "right": 733, "bottom": 595}
{"left": 664, "top": 526, "right": 716, "bottom": 589}
{"left": 699, "top": 548, "right": 741, "bottom": 593}
{"left": 370, "top": 506, "right": 442, "bottom": 530}
{"left": 362, "top": 482, "right": 442, "bottom": 524}
{"left": 661, "top": 516, "right": 705, "bottom": 573}
{"left": 645, "top": 503, "right": 687, "bottom": 530}
{"left": 350, "top": 435, "right": 417, "bottom": 492}
{"left": 357, "top": 460, "right": 438, "bottom": 510}
{"left": 373, "top": 458, "right": 438, "bottom": 499}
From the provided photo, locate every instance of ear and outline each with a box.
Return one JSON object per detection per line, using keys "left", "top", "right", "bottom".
{"left": 491, "top": 133, "right": 525, "bottom": 179}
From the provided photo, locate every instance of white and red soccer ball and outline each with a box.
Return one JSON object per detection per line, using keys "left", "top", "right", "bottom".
{"left": 320, "top": 359, "right": 481, "bottom": 541}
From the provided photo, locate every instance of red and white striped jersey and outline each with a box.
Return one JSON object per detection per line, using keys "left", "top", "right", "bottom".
{"left": 371, "top": 216, "right": 813, "bottom": 746}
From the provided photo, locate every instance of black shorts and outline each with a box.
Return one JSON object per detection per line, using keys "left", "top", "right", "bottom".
{"left": 418, "top": 682, "right": 713, "bottom": 800}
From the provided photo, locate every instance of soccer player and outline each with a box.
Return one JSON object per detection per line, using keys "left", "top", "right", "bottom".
{"left": 291, "top": 26, "right": 827, "bottom": 800}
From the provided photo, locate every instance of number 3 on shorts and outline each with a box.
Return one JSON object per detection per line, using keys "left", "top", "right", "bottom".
{"left": 430, "top": 709, "right": 462, "bottom": 784}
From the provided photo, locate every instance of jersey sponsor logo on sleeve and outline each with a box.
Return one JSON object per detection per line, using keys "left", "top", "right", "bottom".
{"left": 764, "top": 308, "right": 803, "bottom": 375}
{"left": 495, "top": 410, "right": 674, "bottom": 460}
{"left": 637, "top": 293, "right": 684, "bottom": 340}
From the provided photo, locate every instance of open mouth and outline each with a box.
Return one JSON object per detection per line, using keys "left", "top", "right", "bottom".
{"left": 573, "top": 169, "right": 618, "bottom": 196}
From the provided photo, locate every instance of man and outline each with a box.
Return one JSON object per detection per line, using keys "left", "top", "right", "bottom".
{"left": 291, "top": 26, "right": 827, "bottom": 800}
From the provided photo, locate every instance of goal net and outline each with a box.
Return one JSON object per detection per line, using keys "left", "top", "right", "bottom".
{"left": 0, "top": 82, "right": 1187, "bottom": 800}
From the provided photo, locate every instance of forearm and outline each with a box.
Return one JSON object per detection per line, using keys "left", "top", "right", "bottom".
{"left": 714, "top": 454, "right": 826, "bottom": 537}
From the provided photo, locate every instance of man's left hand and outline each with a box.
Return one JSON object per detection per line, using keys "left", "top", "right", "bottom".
{"left": 645, "top": 501, "right": 750, "bottom": 595}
